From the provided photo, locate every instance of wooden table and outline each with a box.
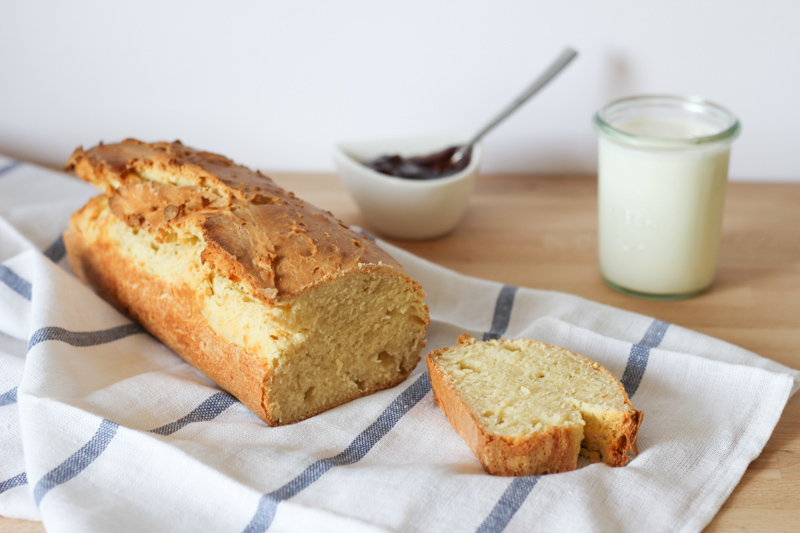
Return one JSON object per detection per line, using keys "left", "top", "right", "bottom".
{"left": 4, "top": 174, "right": 799, "bottom": 532}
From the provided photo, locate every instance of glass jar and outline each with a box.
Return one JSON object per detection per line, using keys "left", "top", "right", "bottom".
{"left": 593, "top": 95, "right": 741, "bottom": 300}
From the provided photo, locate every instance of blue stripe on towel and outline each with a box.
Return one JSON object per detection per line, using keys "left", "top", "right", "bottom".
{"left": 476, "top": 476, "right": 540, "bottom": 533}
{"left": 0, "top": 472, "right": 28, "bottom": 495}
{"left": 33, "top": 419, "right": 119, "bottom": 506}
{"left": 242, "top": 371, "right": 432, "bottom": 533}
{"left": 43, "top": 235, "right": 66, "bottom": 263}
{"left": 151, "top": 392, "right": 239, "bottom": 435}
{"left": 27, "top": 390, "right": 243, "bottom": 506}
{"left": 0, "top": 386, "right": 18, "bottom": 407}
{"left": 483, "top": 285, "right": 518, "bottom": 341}
{"left": 0, "top": 161, "right": 22, "bottom": 177}
{"left": 0, "top": 265, "right": 32, "bottom": 301}
{"left": 620, "top": 319, "right": 670, "bottom": 398}
{"left": 28, "top": 323, "right": 146, "bottom": 351}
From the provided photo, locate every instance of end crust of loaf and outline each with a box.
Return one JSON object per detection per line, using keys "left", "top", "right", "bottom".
{"left": 64, "top": 139, "right": 430, "bottom": 426}
{"left": 426, "top": 334, "right": 642, "bottom": 476}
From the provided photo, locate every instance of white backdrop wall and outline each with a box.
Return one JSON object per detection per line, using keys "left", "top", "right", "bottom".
{"left": 1, "top": 1, "right": 798, "bottom": 181}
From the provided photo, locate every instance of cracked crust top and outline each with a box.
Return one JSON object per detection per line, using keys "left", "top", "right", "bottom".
{"left": 66, "top": 139, "right": 412, "bottom": 304}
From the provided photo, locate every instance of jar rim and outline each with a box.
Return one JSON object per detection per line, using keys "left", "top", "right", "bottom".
{"left": 593, "top": 94, "right": 741, "bottom": 148}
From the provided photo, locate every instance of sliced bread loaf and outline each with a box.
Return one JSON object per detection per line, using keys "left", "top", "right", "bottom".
{"left": 64, "top": 139, "right": 430, "bottom": 426}
{"left": 426, "top": 334, "right": 642, "bottom": 476}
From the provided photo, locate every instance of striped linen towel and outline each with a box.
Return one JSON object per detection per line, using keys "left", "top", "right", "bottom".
{"left": 1, "top": 156, "right": 798, "bottom": 532}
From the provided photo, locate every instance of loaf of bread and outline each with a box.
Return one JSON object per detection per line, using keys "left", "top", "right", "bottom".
{"left": 64, "top": 139, "right": 429, "bottom": 426}
{"left": 426, "top": 335, "right": 642, "bottom": 476}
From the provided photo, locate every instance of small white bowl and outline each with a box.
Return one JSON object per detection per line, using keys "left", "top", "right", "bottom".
{"left": 332, "top": 132, "right": 481, "bottom": 240}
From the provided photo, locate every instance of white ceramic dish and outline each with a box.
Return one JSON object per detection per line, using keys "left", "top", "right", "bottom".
{"left": 332, "top": 132, "right": 481, "bottom": 240}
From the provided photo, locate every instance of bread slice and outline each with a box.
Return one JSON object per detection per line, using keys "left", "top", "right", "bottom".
{"left": 64, "top": 139, "right": 430, "bottom": 425}
{"left": 426, "top": 335, "right": 642, "bottom": 476}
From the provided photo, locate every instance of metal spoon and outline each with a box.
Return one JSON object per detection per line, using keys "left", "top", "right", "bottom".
{"left": 450, "top": 47, "right": 578, "bottom": 165}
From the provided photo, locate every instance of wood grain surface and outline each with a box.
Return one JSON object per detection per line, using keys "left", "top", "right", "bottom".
{"left": 4, "top": 174, "right": 798, "bottom": 532}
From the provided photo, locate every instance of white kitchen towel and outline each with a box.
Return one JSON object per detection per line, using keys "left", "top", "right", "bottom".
{"left": 1, "top": 156, "right": 798, "bottom": 533}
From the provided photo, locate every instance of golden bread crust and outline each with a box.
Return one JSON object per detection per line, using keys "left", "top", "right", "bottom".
{"left": 64, "top": 211, "right": 272, "bottom": 421}
{"left": 66, "top": 139, "right": 408, "bottom": 304}
{"left": 426, "top": 334, "right": 642, "bottom": 476}
{"left": 64, "top": 140, "right": 430, "bottom": 426}
{"left": 428, "top": 353, "right": 579, "bottom": 475}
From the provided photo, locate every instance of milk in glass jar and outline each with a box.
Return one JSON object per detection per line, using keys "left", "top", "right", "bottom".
{"left": 593, "top": 95, "right": 740, "bottom": 299}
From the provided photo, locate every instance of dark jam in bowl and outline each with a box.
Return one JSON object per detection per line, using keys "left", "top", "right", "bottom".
{"left": 364, "top": 145, "right": 471, "bottom": 180}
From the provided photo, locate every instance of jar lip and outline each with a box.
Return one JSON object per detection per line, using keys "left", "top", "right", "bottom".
{"left": 594, "top": 94, "right": 741, "bottom": 147}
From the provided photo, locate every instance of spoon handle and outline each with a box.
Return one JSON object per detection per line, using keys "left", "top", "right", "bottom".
{"left": 456, "top": 47, "right": 578, "bottom": 160}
